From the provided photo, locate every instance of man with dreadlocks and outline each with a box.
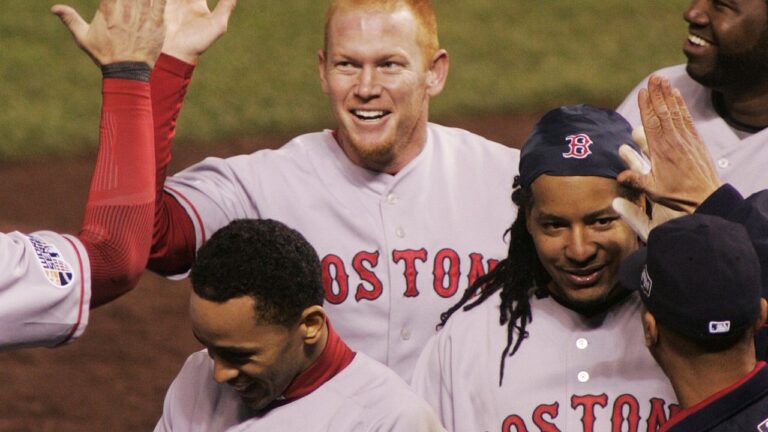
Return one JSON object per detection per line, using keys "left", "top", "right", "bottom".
{"left": 411, "top": 76, "right": 734, "bottom": 431}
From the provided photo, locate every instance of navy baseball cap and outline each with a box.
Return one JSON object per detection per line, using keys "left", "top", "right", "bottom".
{"left": 519, "top": 104, "right": 642, "bottom": 188}
{"left": 620, "top": 214, "right": 762, "bottom": 340}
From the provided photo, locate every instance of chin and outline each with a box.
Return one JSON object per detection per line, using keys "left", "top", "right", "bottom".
{"left": 348, "top": 138, "right": 398, "bottom": 169}
{"left": 244, "top": 396, "right": 274, "bottom": 414}
{"left": 686, "top": 63, "right": 717, "bottom": 88}
{"left": 552, "top": 283, "right": 626, "bottom": 316}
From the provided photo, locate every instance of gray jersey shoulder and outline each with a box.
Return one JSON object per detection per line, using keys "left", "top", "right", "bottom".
{"left": 0, "top": 231, "right": 90, "bottom": 350}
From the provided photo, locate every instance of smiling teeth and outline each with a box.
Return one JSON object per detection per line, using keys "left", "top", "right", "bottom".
{"left": 688, "top": 34, "right": 711, "bottom": 47}
{"left": 354, "top": 110, "right": 385, "bottom": 119}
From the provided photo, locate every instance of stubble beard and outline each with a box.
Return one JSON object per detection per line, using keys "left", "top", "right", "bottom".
{"left": 347, "top": 135, "right": 398, "bottom": 172}
{"left": 688, "top": 29, "right": 768, "bottom": 93}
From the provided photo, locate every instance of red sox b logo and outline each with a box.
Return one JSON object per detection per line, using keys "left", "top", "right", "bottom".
{"left": 562, "top": 133, "right": 593, "bottom": 159}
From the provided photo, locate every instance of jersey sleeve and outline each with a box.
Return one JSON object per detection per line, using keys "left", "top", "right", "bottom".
{"left": 164, "top": 156, "right": 258, "bottom": 258}
{"left": 615, "top": 75, "right": 650, "bottom": 127}
{"left": 148, "top": 54, "right": 199, "bottom": 276}
{"left": 0, "top": 231, "right": 91, "bottom": 350}
{"left": 149, "top": 54, "right": 253, "bottom": 277}
{"left": 410, "top": 333, "right": 455, "bottom": 431}
{"left": 80, "top": 77, "right": 156, "bottom": 307}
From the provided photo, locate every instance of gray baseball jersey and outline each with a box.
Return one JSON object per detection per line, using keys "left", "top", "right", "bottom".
{"left": 164, "top": 123, "right": 519, "bottom": 380}
{"left": 155, "top": 350, "right": 445, "bottom": 432}
{"left": 412, "top": 293, "right": 678, "bottom": 432}
{"left": 0, "top": 231, "right": 90, "bottom": 350}
{"left": 617, "top": 65, "right": 768, "bottom": 197}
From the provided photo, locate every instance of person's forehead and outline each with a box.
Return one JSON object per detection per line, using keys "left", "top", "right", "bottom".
{"left": 190, "top": 294, "right": 258, "bottom": 336}
{"left": 530, "top": 175, "right": 620, "bottom": 212}
{"left": 190, "top": 295, "right": 292, "bottom": 349}
{"left": 327, "top": 7, "right": 419, "bottom": 42}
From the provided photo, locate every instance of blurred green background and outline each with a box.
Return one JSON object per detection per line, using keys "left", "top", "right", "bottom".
{"left": 0, "top": 0, "right": 689, "bottom": 160}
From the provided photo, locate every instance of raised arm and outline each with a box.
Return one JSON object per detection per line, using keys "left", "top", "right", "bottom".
{"left": 53, "top": 0, "right": 165, "bottom": 307}
{"left": 148, "top": 0, "right": 237, "bottom": 275}
{"left": 612, "top": 75, "right": 722, "bottom": 241}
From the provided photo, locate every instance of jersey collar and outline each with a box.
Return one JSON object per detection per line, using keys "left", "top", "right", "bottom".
{"left": 269, "top": 319, "right": 356, "bottom": 409}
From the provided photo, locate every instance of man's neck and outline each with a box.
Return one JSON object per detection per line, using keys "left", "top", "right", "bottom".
{"left": 713, "top": 85, "right": 768, "bottom": 132}
{"left": 280, "top": 320, "right": 354, "bottom": 403}
{"left": 661, "top": 349, "right": 756, "bottom": 409}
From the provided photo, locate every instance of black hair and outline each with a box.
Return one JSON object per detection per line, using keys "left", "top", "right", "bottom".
{"left": 191, "top": 219, "right": 325, "bottom": 327}
{"left": 439, "top": 176, "right": 642, "bottom": 385}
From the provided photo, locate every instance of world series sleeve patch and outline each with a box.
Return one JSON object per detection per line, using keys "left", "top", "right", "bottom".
{"left": 26, "top": 234, "right": 75, "bottom": 288}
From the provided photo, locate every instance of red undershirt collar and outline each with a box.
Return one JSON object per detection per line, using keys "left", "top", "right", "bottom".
{"left": 278, "top": 319, "right": 356, "bottom": 404}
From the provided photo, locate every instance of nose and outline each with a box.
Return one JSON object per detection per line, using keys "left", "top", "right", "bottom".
{"left": 355, "top": 66, "right": 382, "bottom": 101}
{"left": 212, "top": 356, "right": 239, "bottom": 384}
{"left": 683, "top": 0, "right": 708, "bottom": 27}
{"left": 564, "top": 227, "right": 598, "bottom": 265}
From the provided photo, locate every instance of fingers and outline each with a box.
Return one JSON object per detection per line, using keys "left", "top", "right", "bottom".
{"left": 638, "top": 88, "right": 662, "bottom": 147}
{"left": 619, "top": 144, "right": 651, "bottom": 175}
{"left": 631, "top": 126, "right": 648, "bottom": 155}
{"left": 673, "top": 88, "right": 698, "bottom": 138}
{"left": 212, "top": 0, "right": 237, "bottom": 27}
{"left": 647, "top": 75, "right": 678, "bottom": 138}
{"left": 661, "top": 78, "right": 687, "bottom": 135}
{"left": 152, "top": 0, "right": 168, "bottom": 22}
{"left": 612, "top": 198, "right": 651, "bottom": 242}
{"left": 51, "top": 4, "right": 89, "bottom": 42}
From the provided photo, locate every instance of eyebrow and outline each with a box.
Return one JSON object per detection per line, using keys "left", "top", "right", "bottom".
{"left": 192, "top": 332, "right": 258, "bottom": 355}
{"left": 536, "top": 206, "right": 617, "bottom": 220}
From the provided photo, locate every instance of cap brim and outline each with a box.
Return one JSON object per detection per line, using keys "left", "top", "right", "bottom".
{"left": 619, "top": 247, "right": 648, "bottom": 294}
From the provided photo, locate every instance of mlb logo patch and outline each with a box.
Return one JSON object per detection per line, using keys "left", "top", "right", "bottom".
{"left": 640, "top": 265, "right": 652, "bottom": 297}
{"left": 562, "top": 133, "right": 593, "bottom": 159}
{"left": 708, "top": 321, "right": 731, "bottom": 334}
{"left": 26, "top": 234, "right": 74, "bottom": 288}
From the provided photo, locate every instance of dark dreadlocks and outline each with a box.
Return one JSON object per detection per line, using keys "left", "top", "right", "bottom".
{"left": 439, "top": 175, "right": 642, "bottom": 385}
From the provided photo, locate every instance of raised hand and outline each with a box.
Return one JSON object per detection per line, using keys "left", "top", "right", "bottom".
{"left": 612, "top": 128, "right": 685, "bottom": 242}
{"left": 616, "top": 75, "right": 721, "bottom": 214}
{"left": 161, "top": 0, "right": 237, "bottom": 64}
{"left": 52, "top": 0, "right": 167, "bottom": 68}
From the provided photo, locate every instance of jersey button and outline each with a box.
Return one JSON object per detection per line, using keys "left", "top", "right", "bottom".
{"left": 576, "top": 338, "right": 588, "bottom": 350}
{"left": 717, "top": 158, "right": 730, "bottom": 169}
{"left": 395, "top": 227, "right": 406, "bottom": 238}
{"left": 400, "top": 328, "right": 411, "bottom": 341}
{"left": 577, "top": 371, "right": 590, "bottom": 383}
{"left": 386, "top": 193, "right": 399, "bottom": 205}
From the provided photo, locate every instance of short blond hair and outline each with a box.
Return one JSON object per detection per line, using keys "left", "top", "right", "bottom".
{"left": 324, "top": 0, "right": 440, "bottom": 62}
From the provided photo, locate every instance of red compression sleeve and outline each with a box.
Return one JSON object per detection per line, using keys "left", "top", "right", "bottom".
{"left": 79, "top": 79, "right": 155, "bottom": 308}
{"left": 148, "top": 54, "right": 198, "bottom": 275}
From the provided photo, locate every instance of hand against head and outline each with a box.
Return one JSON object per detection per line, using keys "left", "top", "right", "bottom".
{"left": 161, "top": 0, "right": 237, "bottom": 65}
{"left": 613, "top": 128, "right": 685, "bottom": 242}
{"left": 617, "top": 75, "right": 721, "bottom": 213}
{"left": 52, "top": 0, "right": 166, "bottom": 68}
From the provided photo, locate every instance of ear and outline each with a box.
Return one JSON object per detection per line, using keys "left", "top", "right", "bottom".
{"left": 755, "top": 298, "right": 768, "bottom": 331}
{"left": 642, "top": 310, "right": 658, "bottom": 348}
{"left": 318, "top": 49, "right": 330, "bottom": 95}
{"left": 299, "top": 305, "right": 327, "bottom": 346}
{"left": 425, "top": 49, "right": 449, "bottom": 97}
